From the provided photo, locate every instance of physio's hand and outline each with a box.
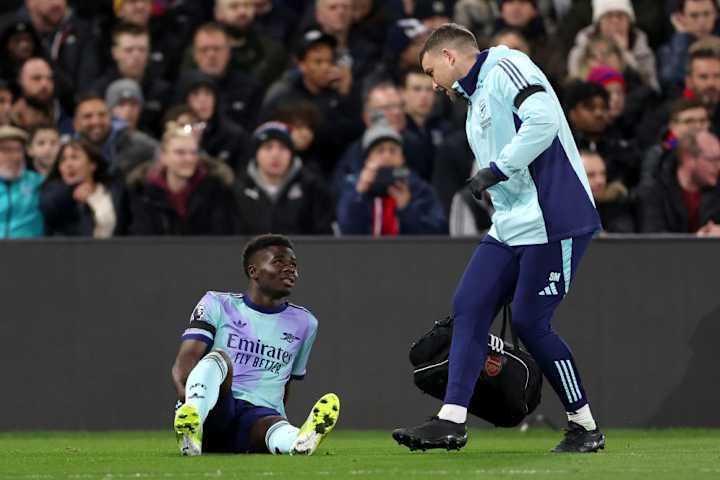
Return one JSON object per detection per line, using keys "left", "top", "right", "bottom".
{"left": 467, "top": 168, "right": 501, "bottom": 200}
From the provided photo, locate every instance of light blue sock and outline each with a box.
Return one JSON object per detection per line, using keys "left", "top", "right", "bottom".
{"left": 265, "top": 420, "right": 299, "bottom": 454}
{"left": 185, "top": 351, "right": 228, "bottom": 424}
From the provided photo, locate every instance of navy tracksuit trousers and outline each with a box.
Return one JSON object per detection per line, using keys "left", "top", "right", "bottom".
{"left": 445, "top": 233, "right": 593, "bottom": 412}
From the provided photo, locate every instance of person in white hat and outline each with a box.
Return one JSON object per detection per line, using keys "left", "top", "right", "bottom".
{"left": 568, "top": 0, "right": 659, "bottom": 91}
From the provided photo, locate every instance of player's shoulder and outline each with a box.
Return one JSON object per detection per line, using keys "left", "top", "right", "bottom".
{"left": 486, "top": 48, "right": 540, "bottom": 84}
{"left": 203, "top": 290, "right": 243, "bottom": 302}
{"left": 287, "top": 303, "right": 319, "bottom": 326}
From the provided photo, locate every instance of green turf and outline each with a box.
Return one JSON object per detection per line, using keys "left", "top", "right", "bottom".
{"left": 1, "top": 429, "right": 719, "bottom": 479}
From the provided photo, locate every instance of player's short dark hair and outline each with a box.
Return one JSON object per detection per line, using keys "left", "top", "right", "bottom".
{"left": 242, "top": 234, "right": 295, "bottom": 277}
{"left": 418, "top": 23, "right": 478, "bottom": 65}
{"left": 562, "top": 80, "right": 608, "bottom": 112}
{"left": 670, "top": 97, "right": 707, "bottom": 121}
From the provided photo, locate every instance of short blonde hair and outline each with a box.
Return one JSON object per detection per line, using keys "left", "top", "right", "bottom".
{"left": 161, "top": 122, "right": 195, "bottom": 150}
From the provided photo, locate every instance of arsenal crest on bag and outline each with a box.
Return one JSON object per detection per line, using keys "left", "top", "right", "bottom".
{"left": 408, "top": 305, "right": 543, "bottom": 427}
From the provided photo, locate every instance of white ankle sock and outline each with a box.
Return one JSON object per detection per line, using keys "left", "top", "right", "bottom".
{"left": 567, "top": 404, "right": 597, "bottom": 431}
{"left": 265, "top": 420, "right": 300, "bottom": 454}
{"left": 437, "top": 404, "right": 467, "bottom": 424}
{"left": 185, "top": 351, "right": 228, "bottom": 424}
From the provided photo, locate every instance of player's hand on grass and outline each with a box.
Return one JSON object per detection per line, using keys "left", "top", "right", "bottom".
{"left": 468, "top": 167, "right": 501, "bottom": 200}
{"left": 388, "top": 181, "right": 411, "bottom": 209}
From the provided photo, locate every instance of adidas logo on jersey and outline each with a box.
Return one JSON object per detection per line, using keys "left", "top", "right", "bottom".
{"left": 538, "top": 272, "right": 561, "bottom": 296}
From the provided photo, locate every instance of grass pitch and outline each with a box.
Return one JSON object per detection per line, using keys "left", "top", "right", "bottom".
{"left": 1, "top": 429, "right": 719, "bottom": 479}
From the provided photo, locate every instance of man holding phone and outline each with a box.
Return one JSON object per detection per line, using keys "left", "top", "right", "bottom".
{"left": 336, "top": 119, "right": 447, "bottom": 235}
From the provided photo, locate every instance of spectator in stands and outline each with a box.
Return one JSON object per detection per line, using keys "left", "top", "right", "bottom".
{"left": 191, "top": 23, "right": 263, "bottom": 130}
{"left": 414, "top": 0, "right": 452, "bottom": 31}
{"left": 5, "top": 0, "right": 100, "bottom": 100}
{"left": 580, "top": 149, "right": 635, "bottom": 233}
{"left": 269, "top": 100, "right": 324, "bottom": 172}
{"left": 492, "top": 28, "right": 531, "bottom": 55}
{"left": 26, "top": 123, "right": 59, "bottom": 176}
{"left": 640, "top": 97, "right": 710, "bottom": 187}
{"left": 235, "top": 121, "right": 334, "bottom": 235}
{"left": 14, "top": 57, "right": 73, "bottom": 134}
{"left": 682, "top": 48, "right": 720, "bottom": 128}
{"left": 447, "top": 174, "right": 493, "bottom": 237}
{"left": 570, "top": 31, "right": 657, "bottom": 114}
{"left": 253, "top": 0, "right": 297, "bottom": 44}
{"left": 127, "top": 122, "right": 240, "bottom": 235}
{"left": 568, "top": 0, "right": 659, "bottom": 91}
{"left": 10, "top": 94, "right": 51, "bottom": 132}
{"left": 639, "top": 48, "right": 720, "bottom": 148}
{"left": 263, "top": 29, "right": 362, "bottom": 176}
{"left": 453, "top": 0, "right": 499, "bottom": 40}
{"left": 332, "top": 80, "right": 436, "bottom": 192}
{"left": 0, "top": 125, "right": 43, "bottom": 238}
{"left": 658, "top": 0, "right": 719, "bottom": 93}
{"left": 585, "top": 64, "right": 653, "bottom": 142}
{"left": 492, "top": 0, "right": 566, "bottom": 84}
{"left": 379, "top": 17, "right": 431, "bottom": 81}
{"left": 637, "top": 130, "right": 720, "bottom": 236}
{"left": 114, "top": 0, "right": 153, "bottom": 28}
{"left": 213, "top": 0, "right": 287, "bottom": 85}
{"left": 587, "top": 66, "right": 626, "bottom": 125}
{"left": 111, "top": 0, "right": 185, "bottom": 80}
{"left": 40, "top": 139, "right": 129, "bottom": 237}
{"left": 93, "top": 23, "right": 171, "bottom": 136}
{"left": 432, "top": 129, "right": 474, "bottom": 216}
{"left": 564, "top": 80, "right": 642, "bottom": 187}
{"left": 0, "top": 20, "right": 43, "bottom": 87}
{"left": 401, "top": 66, "right": 450, "bottom": 162}
{"left": 0, "top": 80, "right": 12, "bottom": 126}
{"left": 161, "top": 104, "right": 204, "bottom": 145}
{"left": 350, "top": 0, "right": 392, "bottom": 51}
{"left": 302, "top": 0, "right": 381, "bottom": 79}
{"left": 336, "top": 119, "right": 447, "bottom": 235}
{"left": 105, "top": 79, "right": 144, "bottom": 133}
{"left": 454, "top": 0, "right": 566, "bottom": 41}
{"left": 177, "top": 71, "right": 249, "bottom": 171}
{"left": 73, "top": 92, "right": 157, "bottom": 176}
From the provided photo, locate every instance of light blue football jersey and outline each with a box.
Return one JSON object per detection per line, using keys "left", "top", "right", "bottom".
{"left": 182, "top": 291, "right": 318, "bottom": 417}
{"left": 451, "top": 45, "right": 601, "bottom": 245}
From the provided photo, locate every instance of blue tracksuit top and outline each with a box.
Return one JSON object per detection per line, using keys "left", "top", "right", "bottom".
{"left": 452, "top": 46, "right": 601, "bottom": 245}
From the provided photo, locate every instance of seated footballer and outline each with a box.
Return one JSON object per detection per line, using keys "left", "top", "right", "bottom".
{"left": 171, "top": 234, "right": 340, "bottom": 456}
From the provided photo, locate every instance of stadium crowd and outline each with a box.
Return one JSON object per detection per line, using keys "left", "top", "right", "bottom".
{"left": 1, "top": 0, "right": 720, "bottom": 238}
